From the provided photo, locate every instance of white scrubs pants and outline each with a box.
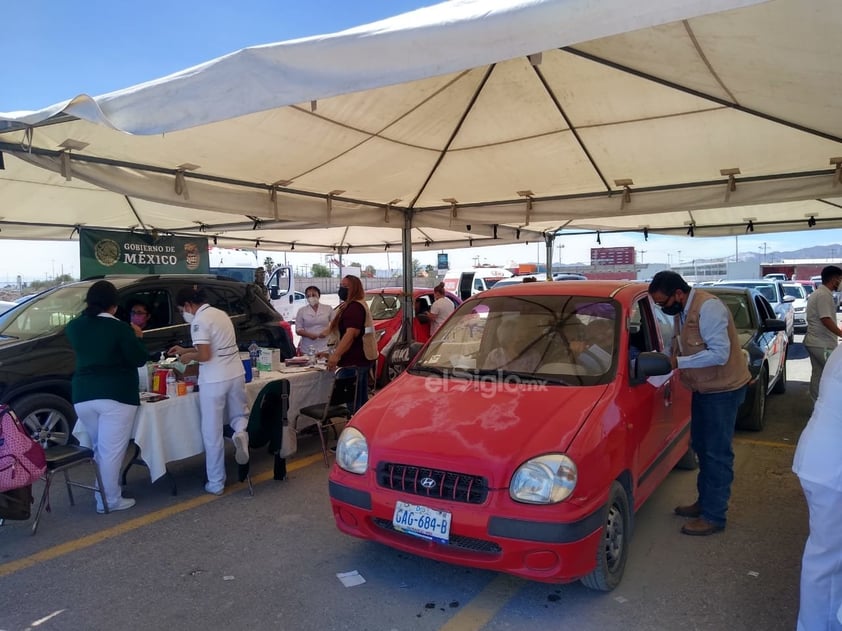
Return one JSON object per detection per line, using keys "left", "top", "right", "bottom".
{"left": 798, "top": 478, "right": 842, "bottom": 631}
{"left": 74, "top": 399, "right": 137, "bottom": 511}
{"left": 197, "top": 376, "right": 248, "bottom": 490}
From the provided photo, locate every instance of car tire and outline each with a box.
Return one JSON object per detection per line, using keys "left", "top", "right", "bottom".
{"left": 580, "top": 481, "right": 630, "bottom": 592}
{"left": 675, "top": 446, "right": 699, "bottom": 470}
{"left": 739, "top": 368, "right": 767, "bottom": 432}
{"left": 13, "top": 393, "right": 76, "bottom": 448}
{"left": 771, "top": 357, "right": 787, "bottom": 394}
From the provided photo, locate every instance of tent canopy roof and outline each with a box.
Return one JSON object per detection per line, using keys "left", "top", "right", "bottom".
{"left": 1, "top": 0, "right": 841, "bottom": 252}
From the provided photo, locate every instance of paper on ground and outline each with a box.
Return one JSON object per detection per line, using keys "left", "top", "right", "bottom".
{"left": 336, "top": 570, "right": 366, "bottom": 587}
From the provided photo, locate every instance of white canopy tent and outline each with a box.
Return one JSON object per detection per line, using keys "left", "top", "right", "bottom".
{"left": 1, "top": 0, "right": 841, "bottom": 259}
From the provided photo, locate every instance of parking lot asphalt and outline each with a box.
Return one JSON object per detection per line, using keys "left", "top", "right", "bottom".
{"left": 0, "top": 337, "right": 817, "bottom": 631}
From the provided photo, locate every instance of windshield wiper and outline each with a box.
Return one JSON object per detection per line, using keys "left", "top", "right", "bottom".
{"left": 408, "top": 365, "right": 447, "bottom": 377}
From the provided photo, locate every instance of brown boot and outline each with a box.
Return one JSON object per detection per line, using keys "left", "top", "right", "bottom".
{"left": 674, "top": 501, "right": 701, "bottom": 518}
{"left": 680, "top": 517, "right": 724, "bottom": 536}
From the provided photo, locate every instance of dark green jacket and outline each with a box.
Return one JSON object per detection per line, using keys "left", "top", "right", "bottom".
{"left": 66, "top": 314, "right": 149, "bottom": 406}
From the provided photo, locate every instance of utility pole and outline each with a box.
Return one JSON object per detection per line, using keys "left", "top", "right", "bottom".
{"left": 637, "top": 249, "right": 646, "bottom": 264}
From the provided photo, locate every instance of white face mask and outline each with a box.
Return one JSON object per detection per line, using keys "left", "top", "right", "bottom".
{"left": 307, "top": 296, "right": 319, "bottom": 306}
{"left": 182, "top": 309, "right": 194, "bottom": 324}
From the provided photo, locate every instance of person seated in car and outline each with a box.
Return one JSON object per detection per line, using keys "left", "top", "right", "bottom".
{"left": 568, "top": 319, "right": 612, "bottom": 373}
{"left": 485, "top": 325, "right": 544, "bottom": 373}
{"left": 127, "top": 299, "right": 152, "bottom": 330}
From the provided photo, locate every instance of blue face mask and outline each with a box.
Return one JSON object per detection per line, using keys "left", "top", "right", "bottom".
{"left": 338, "top": 287, "right": 349, "bottom": 301}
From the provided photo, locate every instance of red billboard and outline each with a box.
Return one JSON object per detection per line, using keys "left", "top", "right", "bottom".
{"left": 590, "top": 247, "right": 636, "bottom": 266}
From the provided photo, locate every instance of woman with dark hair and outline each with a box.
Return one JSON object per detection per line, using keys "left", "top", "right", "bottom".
{"left": 126, "top": 299, "right": 152, "bottom": 330}
{"left": 326, "top": 275, "right": 372, "bottom": 414}
{"left": 295, "top": 285, "right": 332, "bottom": 356}
{"left": 168, "top": 286, "right": 249, "bottom": 495}
{"left": 66, "top": 280, "right": 148, "bottom": 513}
{"left": 429, "top": 282, "right": 454, "bottom": 335}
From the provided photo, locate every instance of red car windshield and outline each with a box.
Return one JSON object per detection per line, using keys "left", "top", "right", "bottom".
{"left": 413, "top": 295, "right": 619, "bottom": 385}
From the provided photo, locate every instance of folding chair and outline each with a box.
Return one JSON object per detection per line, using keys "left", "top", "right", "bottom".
{"left": 31, "top": 445, "right": 107, "bottom": 535}
{"left": 296, "top": 370, "right": 357, "bottom": 466}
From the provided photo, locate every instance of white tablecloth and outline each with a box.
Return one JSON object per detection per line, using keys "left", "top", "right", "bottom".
{"left": 72, "top": 368, "right": 330, "bottom": 482}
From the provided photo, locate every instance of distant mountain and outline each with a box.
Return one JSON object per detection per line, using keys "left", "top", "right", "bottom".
{"left": 745, "top": 244, "right": 842, "bottom": 263}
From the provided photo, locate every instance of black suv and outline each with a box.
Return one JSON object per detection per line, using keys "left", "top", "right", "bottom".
{"left": 0, "top": 275, "right": 293, "bottom": 447}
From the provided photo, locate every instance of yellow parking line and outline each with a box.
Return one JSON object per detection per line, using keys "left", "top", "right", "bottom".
{"left": 0, "top": 453, "right": 324, "bottom": 578}
{"left": 734, "top": 438, "right": 796, "bottom": 449}
{"left": 439, "top": 574, "right": 523, "bottom": 631}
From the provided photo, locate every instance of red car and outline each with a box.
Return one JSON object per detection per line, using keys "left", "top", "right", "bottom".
{"left": 365, "top": 287, "right": 460, "bottom": 387}
{"left": 330, "top": 281, "right": 693, "bottom": 590}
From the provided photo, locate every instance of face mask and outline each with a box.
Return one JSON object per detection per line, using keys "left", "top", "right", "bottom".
{"left": 661, "top": 302, "right": 682, "bottom": 317}
{"left": 307, "top": 296, "right": 319, "bottom": 306}
{"left": 338, "top": 287, "right": 349, "bottom": 301}
{"left": 182, "top": 309, "right": 194, "bottom": 324}
{"left": 130, "top": 314, "right": 148, "bottom": 327}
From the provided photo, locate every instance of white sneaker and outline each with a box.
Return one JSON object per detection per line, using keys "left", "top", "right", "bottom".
{"left": 233, "top": 431, "right": 250, "bottom": 465}
{"left": 204, "top": 482, "right": 224, "bottom": 496}
{"left": 97, "top": 497, "right": 136, "bottom": 514}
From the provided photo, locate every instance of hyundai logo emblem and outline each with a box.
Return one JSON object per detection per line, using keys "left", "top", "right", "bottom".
{"left": 420, "top": 477, "right": 437, "bottom": 489}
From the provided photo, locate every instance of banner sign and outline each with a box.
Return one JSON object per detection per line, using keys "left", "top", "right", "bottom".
{"left": 80, "top": 228, "right": 209, "bottom": 278}
{"left": 437, "top": 253, "right": 449, "bottom": 270}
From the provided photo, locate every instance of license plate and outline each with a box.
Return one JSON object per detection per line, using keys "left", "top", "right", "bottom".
{"left": 392, "top": 501, "right": 451, "bottom": 544}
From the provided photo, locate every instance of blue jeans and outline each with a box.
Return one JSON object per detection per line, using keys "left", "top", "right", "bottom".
{"left": 336, "top": 364, "right": 370, "bottom": 415}
{"left": 690, "top": 385, "right": 747, "bottom": 528}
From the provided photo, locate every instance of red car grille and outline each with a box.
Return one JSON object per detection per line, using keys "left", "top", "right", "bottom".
{"left": 376, "top": 462, "right": 488, "bottom": 504}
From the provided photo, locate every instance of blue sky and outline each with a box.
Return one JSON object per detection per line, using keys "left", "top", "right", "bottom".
{"left": 2, "top": 0, "right": 840, "bottom": 281}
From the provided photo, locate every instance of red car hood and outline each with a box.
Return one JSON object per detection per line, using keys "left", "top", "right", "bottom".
{"left": 352, "top": 373, "right": 609, "bottom": 487}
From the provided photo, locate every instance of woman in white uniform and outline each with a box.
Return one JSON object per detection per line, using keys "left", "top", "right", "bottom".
{"left": 793, "top": 342, "right": 842, "bottom": 630}
{"left": 295, "top": 285, "right": 332, "bottom": 356}
{"left": 169, "top": 287, "right": 249, "bottom": 495}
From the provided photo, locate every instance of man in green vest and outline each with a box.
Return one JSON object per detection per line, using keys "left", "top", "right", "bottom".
{"left": 649, "top": 271, "right": 751, "bottom": 536}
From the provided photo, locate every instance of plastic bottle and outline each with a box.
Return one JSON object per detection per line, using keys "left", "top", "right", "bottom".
{"left": 166, "top": 369, "right": 177, "bottom": 398}
{"left": 248, "top": 341, "right": 260, "bottom": 377}
{"left": 159, "top": 351, "right": 166, "bottom": 364}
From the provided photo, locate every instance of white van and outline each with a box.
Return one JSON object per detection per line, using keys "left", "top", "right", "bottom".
{"left": 443, "top": 267, "right": 512, "bottom": 301}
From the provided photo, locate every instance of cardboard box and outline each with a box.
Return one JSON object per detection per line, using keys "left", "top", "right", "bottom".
{"left": 257, "top": 348, "right": 274, "bottom": 374}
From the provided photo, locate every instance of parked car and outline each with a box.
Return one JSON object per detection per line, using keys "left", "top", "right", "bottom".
{"left": 782, "top": 283, "right": 808, "bottom": 333}
{"left": 489, "top": 273, "right": 589, "bottom": 289}
{"left": 715, "top": 279, "right": 794, "bottom": 343}
{"left": 365, "top": 287, "right": 460, "bottom": 387}
{"left": 330, "top": 280, "right": 693, "bottom": 590}
{"left": 0, "top": 275, "right": 293, "bottom": 447}
{"left": 762, "top": 273, "right": 788, "bottom": 281}
{"left": 704, "top": 286, "right": 788, "bottom": 431}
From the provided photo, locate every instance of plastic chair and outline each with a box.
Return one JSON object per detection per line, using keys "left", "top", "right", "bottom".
{"left": 295, "top": 371, "right": 357, "bottom": 466}
{"left": 31, "top": 445, "right": 107, "bottom": 535}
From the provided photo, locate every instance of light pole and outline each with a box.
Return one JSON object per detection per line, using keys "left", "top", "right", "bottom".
{"left": 636, "top": 249, "right": 646, "bottom": 264}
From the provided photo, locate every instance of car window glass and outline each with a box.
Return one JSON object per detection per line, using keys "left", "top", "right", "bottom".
{"left": 782, "top": 285, "right": 802, "bottom": 299}
{"left": 718, "top": 294, "right": 752, "bottom": 330}
{"left": 203, "top": 286, "right": 247, "bottom": 317}
{"left": 755, "top": 295, "right": 774, "bottom": 321}
{"left": 650, "top": 300, "right": 675, "bottom": 352}
{"left": 120, "top": 289, "right": 171, "bottom": 329}
{"left": 367, "top": 294, "right": 401, "bottom": 320}
{"left": 0, "top": 284, "right": 86, "bottom": 340}
{"left": 416, "top": 295, "right": 618, "bottom": 385}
